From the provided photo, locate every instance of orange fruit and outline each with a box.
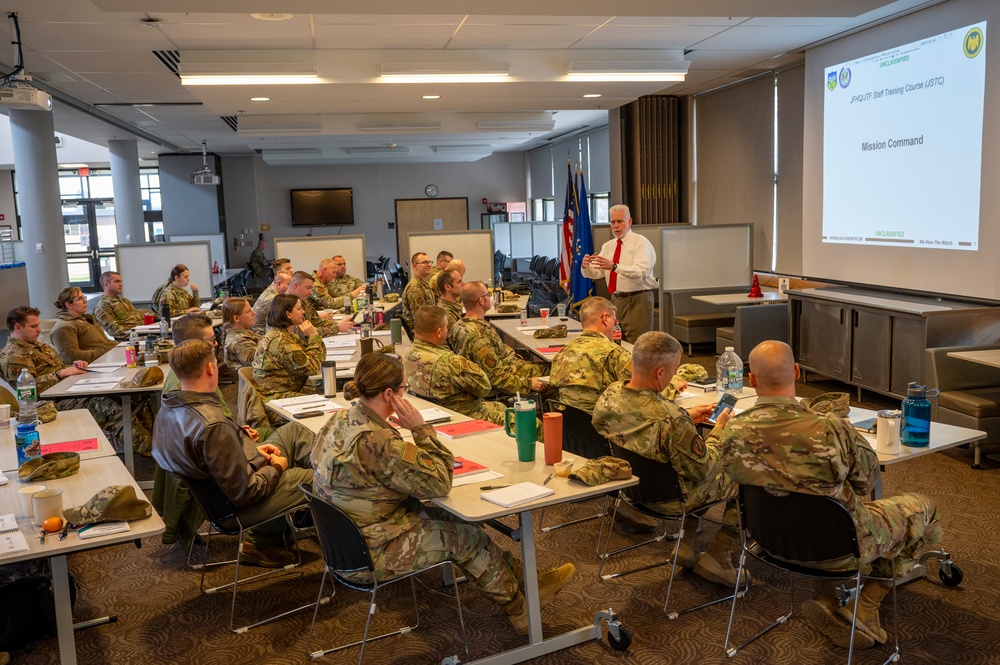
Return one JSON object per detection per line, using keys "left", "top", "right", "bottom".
{"left": 42, "top": 516, "right": 64, "bottom": 533}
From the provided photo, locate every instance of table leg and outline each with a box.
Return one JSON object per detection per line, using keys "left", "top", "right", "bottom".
{"left": 50, "top": 555, "right": 77, "bottom": 665}
{"left": 517, "top": 510, "right": 543, "bottom": 642}
{"left": 122, "top": 393, "right": 134, "bottom": 478}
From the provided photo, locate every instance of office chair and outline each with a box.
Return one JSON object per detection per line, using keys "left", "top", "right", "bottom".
{"left": 724, "top": 485, "right": 901, "bottom": 664}
{"left": 601, "top": 442, "right": 740, "bottom": 619}
{"left": 299, "top": 484, "right": 469, "bottom": 664}
{"left": 182, "top": 476, "right": 321, "bottom": 633}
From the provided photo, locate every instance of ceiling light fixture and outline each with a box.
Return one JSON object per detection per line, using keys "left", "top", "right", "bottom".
{"left": 179, "top": 51, "right": 318, "bottom": 86}
{"left": 583, "top": 93, "right": 602, "bottom": 98}
{"left": 380, "top": 61, "right": 509, "bottom": 83}
{"left": 250, "top": 97, "right": 270, "bottom": 101}
{"left": 359, "top": 121, "right": 441, "bottom": 133}
{"left": 181, "top": 74, "right": 318, "bottom": 85}
{"left": 566, "top": 61, "right": 689, "bottom": 82}
{"left": 250, "top": 13, "right": 294, "bottom": 21}
{"left": 422, "top": 95, "right": 440, "bottom": 100}
{"left": 348, "top": 146, "right": 411, "bottom": 155}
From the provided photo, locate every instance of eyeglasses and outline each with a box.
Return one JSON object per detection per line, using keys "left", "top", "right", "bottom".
{"left": 414, "top": 260, "right": 432, "bottom": 265}
{"left": 477, "top": 292, "right": 491, "bottom": 300}
{"left": 72, "top": 295, "right": 87, "bottom": 302}
{"left": 201, "top": 335, "right": 219, "bottom": 347}
{"left": 394, "top": 383, "right": 410, "bottom": 392}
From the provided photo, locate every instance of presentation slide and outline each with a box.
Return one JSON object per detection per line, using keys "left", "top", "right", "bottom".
{"left": 822, "top": 22, "right": 987, "bottom": 250}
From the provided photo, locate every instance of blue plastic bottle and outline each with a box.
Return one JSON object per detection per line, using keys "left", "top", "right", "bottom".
{"left": 901, "top": 382, "right": 937, "bottom": 448}
{"left": 15, "top": 422, "right": 40, "bottom": 467}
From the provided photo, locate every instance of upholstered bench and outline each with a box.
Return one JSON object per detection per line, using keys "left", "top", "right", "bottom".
{"left": 664, "top": 288, "right": 745, "bottom": 355}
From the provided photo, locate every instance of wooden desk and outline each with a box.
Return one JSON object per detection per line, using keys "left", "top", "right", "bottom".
{"left": 946, "top": 348, "right": 1000, "bottom": 369}
{"left": 1, "top": 409, "right": 116, "bottom": 473}
{"left": 431, "top": 432, "right": 638, "bottom": 662}
{"left": 41, "top": 349, "right": 163, "bottom": 480}
{"left": 691, "top": 289, "right": 785, "bottom": 306}
{"left": 0, "top": 455, "right": 165, "bottom": 665}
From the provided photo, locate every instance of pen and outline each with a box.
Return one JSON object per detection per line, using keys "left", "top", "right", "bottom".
{"left": 543, "top": 473, "right": 554, "bottom": 485}
{"left": 480, "top": 485, "right": 511, "bottom": 490}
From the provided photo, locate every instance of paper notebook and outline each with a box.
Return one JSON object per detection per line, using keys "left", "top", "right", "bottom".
{"left": 453, "top": 456, "right": 488, "bottom": 477}
{"left": 436, "top": 420, "right": 503, "bottom": 439}
{"left": 481, "top": 482, "right": 554, "bottom": 508}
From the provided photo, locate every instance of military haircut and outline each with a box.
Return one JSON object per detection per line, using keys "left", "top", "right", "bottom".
{"left": 171, "top": 312, "right": 213, "bottom": 343}
{"left": 748, "top": 340, "right": 796, "bottom": 391}
{"left": 436, "top": 268, "right": 459, "bottom": 294}
{"left": 609, "top": 203, "right": 632, "bottom": 220}
{"left": 99, "top": 271, "right": 120, "bottom": 288}
{"left": 460, "top": 281, "right": 489, "bottom": 309}
{"left": 343, "top": 353, "right": 404, "bottom": 400}
{"left": 221, "top": 297, "right": 250, "bottom": 326}
{"left": 414, "top": 305, "right": 447, "bottom": 335}
{"left": 318, "top": 257, "right": 335, "bottom": 270}
{"left": 54, "top": 286, "right": 84, "bottom": 311}
{"left": 436, "top": 250, "right": 453, "bottom": 262}
{"left": 272, "top": 258, "right": 291, "bottom": 272}
{"left": 631, "top": 331, "right": 682, "bottom": 375}
{"left": 7, "top": 305, "right": 40, "bottom": 331}
{"left": 331, "top": 254, "right": 345, "bottom": 262}
{"left": 168, "top": 339, "right": 216, "bottom": 380}
{"left": 411, "top": 251, "right": 429, "bottom": 265}
{"left": 289, "top": 270, "right": 314, "bottom": 287}
{"left": 446, "top": 258, "right": 466, "bottom": 275}
{"left": 267, "top": 293, "right": 300, "bottom": 328}
{"left": 579, "top": 296, "right": 615, "bottom": 325}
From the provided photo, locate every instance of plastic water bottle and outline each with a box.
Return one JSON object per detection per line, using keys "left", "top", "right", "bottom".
{"left": 15, "top": 422, "right": 40, "bottom": 467}
{"left": 717, "top": 347, "right": 743, "bottom": 395}
{"left": 159, "top": 302, "right": 171, "bottom": 336}
{"left": 901, "top": 382, "right": 935, "bottom": 448}
{"left": 16, "top": 368, "right": 37, "bottom": 424}
{"left": 126, "top": 330, "right": 140, "bottom": 368}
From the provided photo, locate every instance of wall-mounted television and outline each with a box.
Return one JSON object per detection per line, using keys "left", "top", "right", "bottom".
{"left": 290, "top": 188, "right": 354, "bottom": 226}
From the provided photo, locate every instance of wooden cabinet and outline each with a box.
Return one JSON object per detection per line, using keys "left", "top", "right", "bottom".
{"left": 789, "top": 288, "right": 1000, "bottom": 399}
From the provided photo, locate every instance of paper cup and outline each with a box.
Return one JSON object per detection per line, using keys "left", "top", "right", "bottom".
{"left": 32, "top": 489, "right": 63, "bottom": 526}
{"left": 539, "top": 308, "right": 550, "bottom": 324}
{"left": 0, "top": 403, "right": 10, "bottom": 428}
{"left": 143, "top": 313, "right": 155, "bottom": 325}
{"left": 18, "top": 485, "right": 44, "bottom": 518}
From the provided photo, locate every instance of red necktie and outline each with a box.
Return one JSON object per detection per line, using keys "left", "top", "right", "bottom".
{"left": 607, "top": 239, "right": 623, "bottom": 294}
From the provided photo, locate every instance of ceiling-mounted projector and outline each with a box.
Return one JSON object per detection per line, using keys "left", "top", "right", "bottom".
{"left": 191, "top": 169, "right": 220, "bottom": 186}
{"left": 0, "top": 86, "right": 52, "bottom": 111}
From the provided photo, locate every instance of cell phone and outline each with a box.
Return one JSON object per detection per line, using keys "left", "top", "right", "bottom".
{"left": 453, "top": 461, "right": 463, "bottom": 469}
{"left": 708, "top": 393, "right": 739, "bottom": 423}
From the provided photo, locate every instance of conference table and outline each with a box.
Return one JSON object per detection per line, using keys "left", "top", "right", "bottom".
{"left": 485, "top": 294, "right": 530, "bottom": 319}
{"left": 691, "top": 289, "right": 786, "bottom": 306}
{"left": 41, "top": 345, "right": 164, "bottom": 484}
{"left": 268, "top": 395, "right": 638, "bottom": 663}
{"left": 491, "top": 316, "right": 634, "bottom": 363}
{"left": 0, "top": 413, "right": 165, "bottom": 665}
{"left": 0, "top": 409, "right": 117, "bottom": 473}
{"left": 945, "top": 348, "right": 1000, "bottom": 368}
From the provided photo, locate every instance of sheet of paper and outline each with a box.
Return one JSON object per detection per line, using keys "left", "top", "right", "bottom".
{"left": 268, "top": 394, "right": 328, "bottom": 408}
{"left": 85, "top": 366, "right": 121, "bottom": 374}
{"left": 76, "top": 377, "right": 123, "bottom": 385}
{"left": 284, "top": 401, "right": 342, "bottom": 415}
{"left": 452, "top": 470, "right": 503, "bottom": 487}
{"left": 67, "top": 381, "right": 118, "bottom": 392}
{"left": 200, "top": 302, "right": 212, "bottom": 310}
{"left": 0, "top": 530, "right": 29, "bottom": 554}
{"left": 42, "top": 438, "right": 100, "bottom": 454}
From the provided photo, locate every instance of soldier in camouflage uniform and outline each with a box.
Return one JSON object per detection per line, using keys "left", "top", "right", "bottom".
{"left": 247, "top": 237, "right": 270, "bottom": 278}
{"left": 0, "top": 306, "right": 153, "bottom": 456}
{"left": 155, "top": 264, "right": 200, "bottom": 317}
{"left": 252, "top": 263, "right": 292, "bottom": 331}
{"left": 435, "top": 268, "right": 465, "bottom": 328}
{"left": 401, "top": 252, "right": 436, "bottom": 332}
{"left": 592, "top": 331, "right": 747, "bottom": 588}
{"left": 94, "top": 271, "right": 148, "bottom": 341}
{"left": 252, "top": 294, "right": 326, "bottom": 402}
{"left": 287, "top": 271, "right": 354, "bottom": 338}
{"left": 325, "top": 255, "right": 366, "bottom": 300}
{"left": 311, "top": 352, "right": 574, "bottom": 633}
{"left": 550, "top": 297, "right": 633, "bottom": 412}
{"left": 221, "top": 297, "right": 261, "bottom": 372}
{"left": 720, "top": 340, "right": 942, "bottom": 650}
{"left": 449, "top": 282, "right": 547, "bottom": 396}
{"left": 427, "top": 250, "right": 453, "bottom": 291}
{"left": 309, "top": 259, "right": 345, "bottom": 311}
{"left": 432, "top": 258, "right": 466, "bottom": 298}
{"left": 404, "top": 306, "right": 508, "bottom": 426}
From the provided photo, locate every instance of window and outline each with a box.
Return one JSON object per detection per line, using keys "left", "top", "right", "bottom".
{"left": 590, "top": 193, "right": 610, "bottom": 224}
{"left": 139, "top": 169, "right": 161, "bottom": 211}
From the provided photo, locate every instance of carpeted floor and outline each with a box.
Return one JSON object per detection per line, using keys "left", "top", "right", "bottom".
{"left": 14, "top": 348, "right": 1000, "bottom": 664}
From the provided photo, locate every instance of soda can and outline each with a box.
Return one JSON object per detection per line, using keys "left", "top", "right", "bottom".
{"left": 374, "top": 309, "right": 384, "bottom": 326}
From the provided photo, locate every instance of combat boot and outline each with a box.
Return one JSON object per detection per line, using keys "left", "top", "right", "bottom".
{"left": 836, "top": 581, "right": 891, "bottom": 645}
{"left": 692, "top": 532, "right": 751, "bottom": 587}
{"left": 671, "top": 516, "right": 700, "bottom": 569}
{"left": 801, "top": 580, "right": 876, "bottom": 649}
{"left": 502, "top": 592, "right": 530, "bottom": 634}
{"left": 510, "top": 560, "right": 576, "bottom": 605}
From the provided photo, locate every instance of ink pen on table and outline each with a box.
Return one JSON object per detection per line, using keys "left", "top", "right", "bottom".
{"left": 543, "top": 473, "right": 554, "bottom": 485}
{"left": 480, "top": 485, "right": 511, "bottom": 491}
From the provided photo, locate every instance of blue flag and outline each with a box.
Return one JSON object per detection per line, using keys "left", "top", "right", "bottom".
{"left": 570, "top": 169, "right": 595, "bottom": 308}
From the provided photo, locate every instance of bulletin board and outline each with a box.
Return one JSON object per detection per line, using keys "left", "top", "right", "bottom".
{"left": 116, "top": 241, "right": 212, "bottom": 304}
{"left": 407, "top": 230, "right": 495, "bottom": 287}
{"left": 273, "top": 235, "right": 367, "bottom": 281}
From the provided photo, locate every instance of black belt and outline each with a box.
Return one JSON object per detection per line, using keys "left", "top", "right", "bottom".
{"left": 612, "top": 289, "right": 654, "bottom": 299}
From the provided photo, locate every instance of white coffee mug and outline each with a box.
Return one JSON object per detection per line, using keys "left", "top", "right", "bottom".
{"left": 876, "top": 409, "right": 901, "bottom": 455}
{"left": 18, "top": 485, "right": 45, "bottom": 518}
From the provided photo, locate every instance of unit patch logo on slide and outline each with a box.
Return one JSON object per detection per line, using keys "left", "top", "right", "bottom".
{"left": 838, "top": 67, "right": 852, "bottom": 89}
{"left": 964, "top": 27, "right": 984, "bottom": 59}
{"left": 827, "top": 70, "right": 838, "bottom": 91}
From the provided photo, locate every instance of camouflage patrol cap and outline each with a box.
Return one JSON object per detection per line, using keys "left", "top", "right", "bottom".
{"left": 568, "top": 456, "right": 632, "bottom": 486}
{"left": 383, "top": 293, "right": 400, "bottom": 303}
{"left": 501, "top": 290, "right": 520, "bottom": 301}
{"left": 36, "top": 400, "right": 57, "bottom": 424}
{"left": 496, "top": 304, "right": 520, "bottom": 314}
{"left": 120, "top": 365, "right": 164, "bottom": 389}
{"left": 675, "top": 363, "right": 709, "bottom": 382}
{"left": 533, "top": 325, "right": 568, "bottom": 339}
{"left": 801, "top": 391, "right": 850, "bottom": 417}
{"left": 63, "top": 485, "right": 152, "bottom": 525}
{"left": 18, "top": 452, "right": 81, "bottom": 482}
{"left": 376, "top": 343, "right": 396, "bottom": 355}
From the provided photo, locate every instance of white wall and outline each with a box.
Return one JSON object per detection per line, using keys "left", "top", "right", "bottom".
{"left": 220, "top": 153, "right": 527, "bottom": 267}
{"left": 159, "top": 154, "right": 224, "bottom": 237}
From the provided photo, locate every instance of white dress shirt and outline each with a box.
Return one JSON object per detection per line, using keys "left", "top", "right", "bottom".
{"left": 581, "top": 230, "right": 658, "bottom": 293}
